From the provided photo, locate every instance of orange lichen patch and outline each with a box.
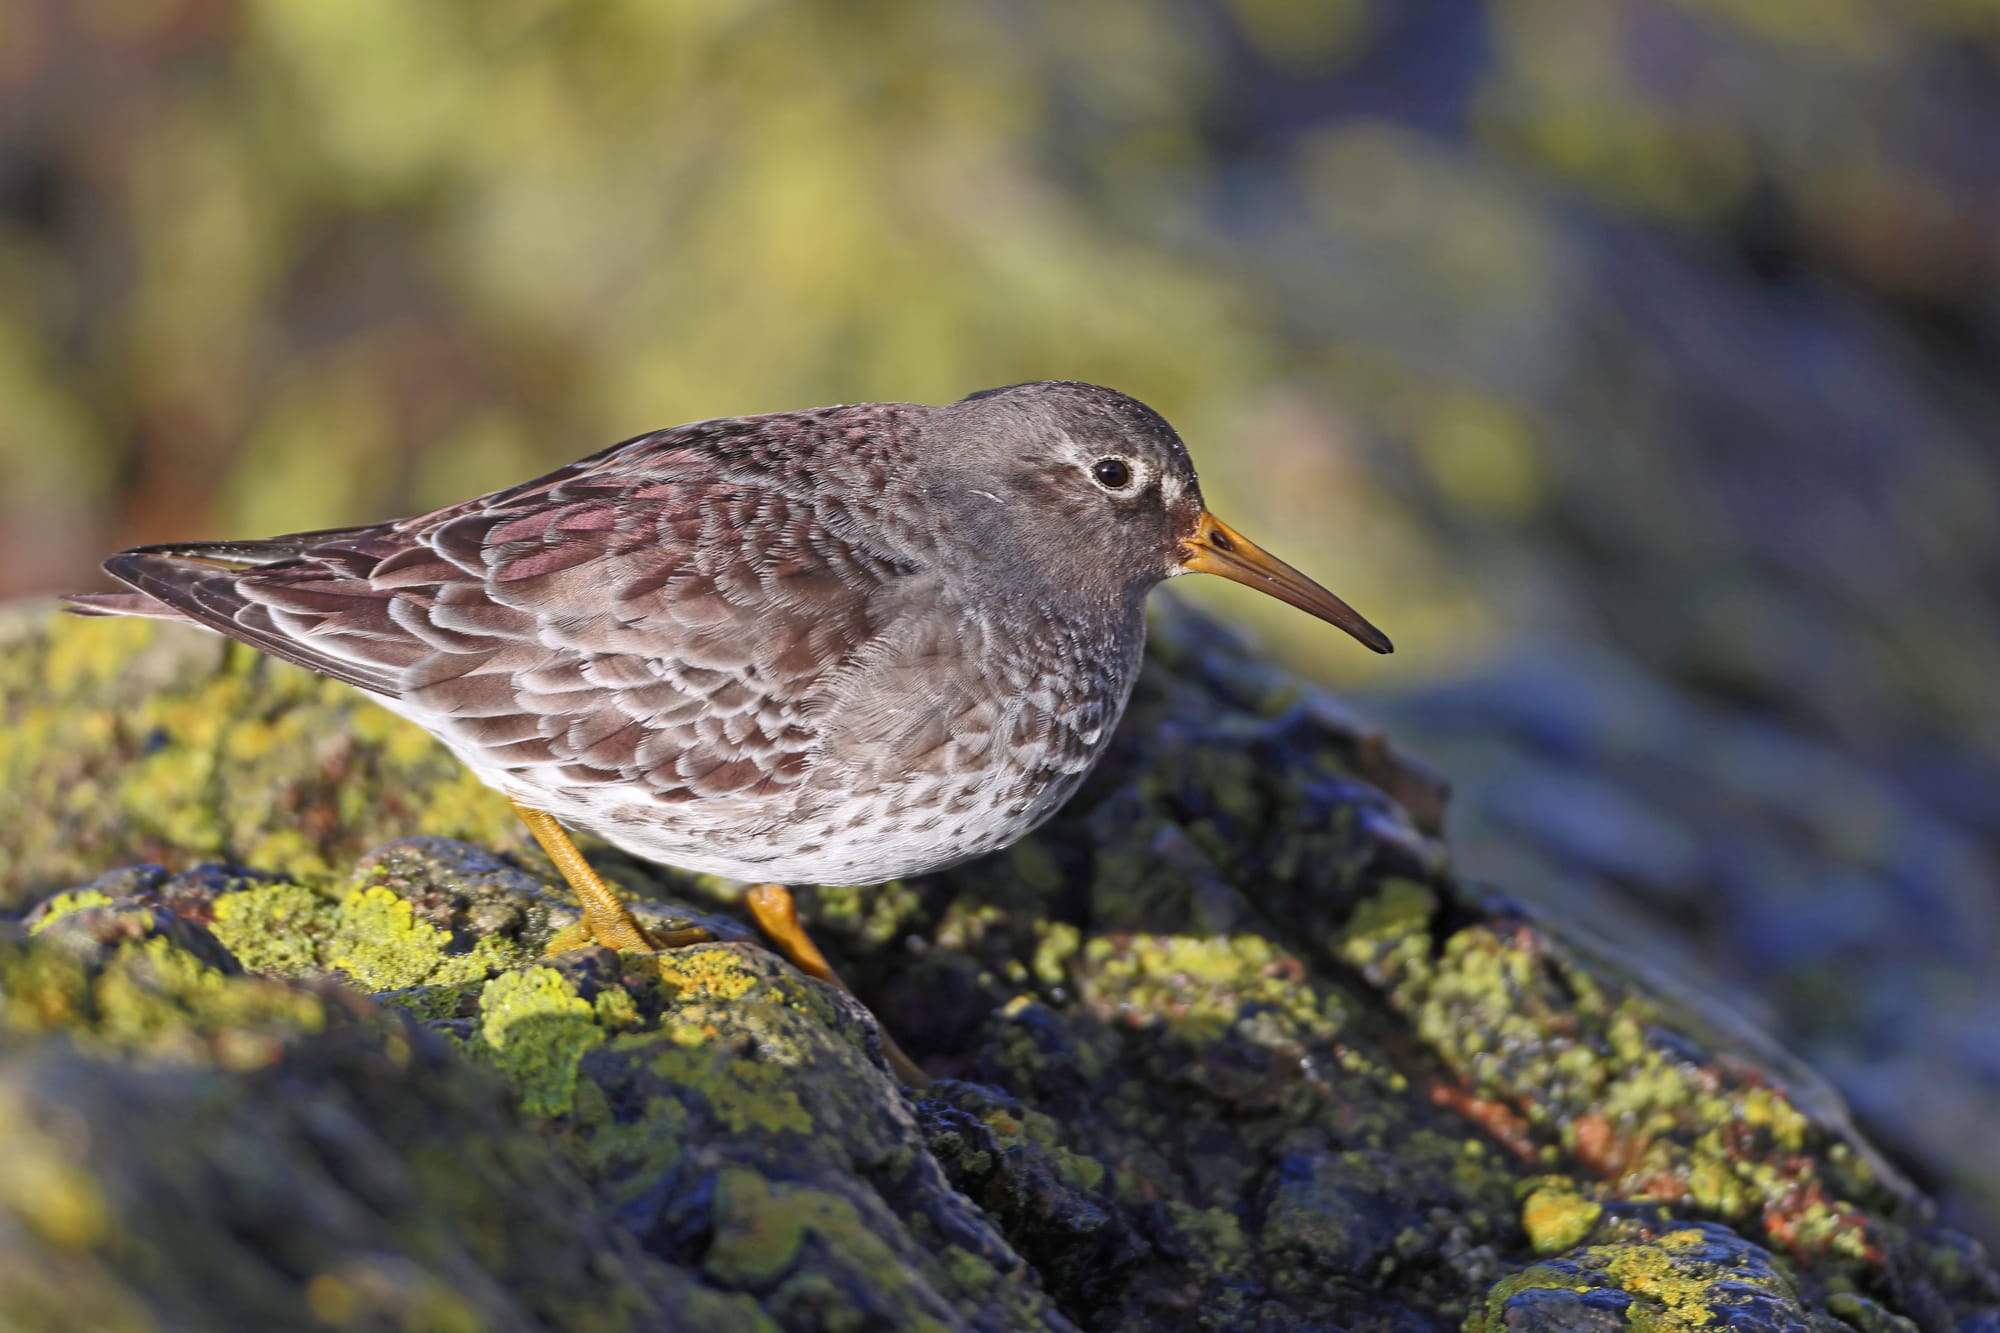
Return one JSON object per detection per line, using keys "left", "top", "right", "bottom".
{"left": 1429, "top": 1081, "right": 1540, "bottom": 1163}
{"left": 1762, "top": 1178, "right": 1887, "bottom": 1268}
{"left": 1570, "top": 1111, "right": 1644, "bottom": 1178}
{"left": 1625, "top": 1173, "right": 1692, "bottom": 1205}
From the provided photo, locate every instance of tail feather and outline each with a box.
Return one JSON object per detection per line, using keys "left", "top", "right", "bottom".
{"left": 129, "top": 519, "right": 405, "bottom": 560}
{"left": 62, "top": 589, "right": 190, "bottom": 620}
{"left": 67, "top": 546, "right": 402, "bottom": 696}
{"left": 65, "top": 536, "right": 337, "bottom": 619}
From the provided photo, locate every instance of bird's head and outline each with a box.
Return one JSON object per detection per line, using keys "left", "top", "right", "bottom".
{"left": 919, "top": 381, "right": 1391, "bottom": 654}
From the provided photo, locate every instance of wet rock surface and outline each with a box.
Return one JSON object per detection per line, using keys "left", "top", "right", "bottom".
{"left": 3, "top": 604, "right": 1997, "bottom": 1331}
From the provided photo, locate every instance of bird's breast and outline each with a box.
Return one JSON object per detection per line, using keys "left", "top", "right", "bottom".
{"left": 505, "top": 594, "right": 1147, "bottom": 887}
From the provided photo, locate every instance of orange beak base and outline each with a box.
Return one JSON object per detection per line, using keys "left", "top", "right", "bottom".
{"left": 1176, "top": 511, "right": 1393, "bottom": 654}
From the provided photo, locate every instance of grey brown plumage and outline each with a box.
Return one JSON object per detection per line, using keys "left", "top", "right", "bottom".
{"left": 69, "top": 381, "right": 1390, "bottom": 890}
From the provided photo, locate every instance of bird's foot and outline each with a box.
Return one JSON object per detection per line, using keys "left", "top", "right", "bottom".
{"left": 543, "top": 906, "right": 713, "bottom": 958}
{"left": 510, "top": 804, "right": 927, "bottom": 1085}
{"left": 513, "top": 800, "right": 709, "bottom": 957}
{"left": 742, "top": 884, "right": 843, "bottom": 988}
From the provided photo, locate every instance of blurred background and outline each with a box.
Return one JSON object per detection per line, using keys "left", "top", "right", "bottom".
{"left": 3, "top": 0, "right": 1998, "bottom": 1245}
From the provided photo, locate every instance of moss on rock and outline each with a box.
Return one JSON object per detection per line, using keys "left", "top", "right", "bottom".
{"left": 1, "top": 602, "right": 1995, "bottom": 1331}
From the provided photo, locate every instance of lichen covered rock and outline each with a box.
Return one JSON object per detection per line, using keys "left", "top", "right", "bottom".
{"left": 2, "top": 602, "right": 1995, "bottom": 1331}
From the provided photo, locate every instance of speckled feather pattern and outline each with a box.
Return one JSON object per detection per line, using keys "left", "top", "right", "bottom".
{"left": 83, "top": 391, "right": 1165, "bottom": 885}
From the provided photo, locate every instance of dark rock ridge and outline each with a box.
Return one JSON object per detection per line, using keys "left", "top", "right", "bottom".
{"left": 1, "top": 602, "right": 1995, "bottom": 1331}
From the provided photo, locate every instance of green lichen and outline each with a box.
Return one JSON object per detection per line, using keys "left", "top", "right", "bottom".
{"left": 591, "top": 983, "right": 642, "bottom": 1032}
{"left": 1345, "top": 891, "right": 1882, "bottom": 1267}
{"left": 704, "top": 1169, "right": 822, "bottom": 1285}
{"left": 1825, "top": 1290, "right": 1922, "bottom": 1333}
{"left": 807, "top": 879, "right": 925, "bottom": 952}
{"left": 1, "top": 611, "right": 523, "bottom": 903}
{"left": 938, "top": 1244, "right": 999, "bottom": 1295}
{"left": 169, "top": 875, "right": 541, "bottom": 1003}
{"left": 0, "top": 875, "right": 742, "bottom": 1328}
{"left": 1011, "top": 1106, "right": 1107, "bottom": 1193}
{"left": 0, "top": 1082, "right": 114, "bottom": 1249}
{"left": 1336, "top": 878, "right": 1439, "bottom": 982}
{"left": 704, "top": 1169, "right": 961, "bottom": 1329}
{"left": 5, "top": 600, "right": 1995, "bottom": 1329}
{"left": 301, "top": 1267, "right": 486, "bottom": 1333}
{"left": 377, "top": 982, "right": 480, "bottom": 1023}
{"left": 1078, "top": 931, "right": 1346, "bottom": 1046}
{"left": 639, "top": 1043, "right": 815, "bottom": 1137}
{"left": 476, "top": 966, "right": 605, "bottom": 1118}
{"left": 1161, "top": 1202, "right": 1252, "bottom": 1279}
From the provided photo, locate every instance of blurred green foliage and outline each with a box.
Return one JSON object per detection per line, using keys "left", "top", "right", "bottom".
{"left": 2, "top": 0, "right": 1317, "bottom": 647}
{"left": 6, "top": 0, "right": 2000, "bottom": 1246}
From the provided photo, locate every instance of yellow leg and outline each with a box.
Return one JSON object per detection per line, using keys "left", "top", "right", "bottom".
{"left": 509, "top": 813, "right": 921, "bottom": 1083}
{"left": 514, "top": 802, "right": 710, "bottom": 954}
{"left": 745, "top": 884, "right": 928, "bottom": 1087}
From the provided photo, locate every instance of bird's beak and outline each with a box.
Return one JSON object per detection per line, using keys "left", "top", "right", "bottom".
{"left": 1176, "top": 511, "right": 1393, "bottom": 654}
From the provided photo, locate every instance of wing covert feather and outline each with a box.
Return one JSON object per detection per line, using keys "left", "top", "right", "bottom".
{"left": 101, "top": 412, "right": 930, "bottom": 806}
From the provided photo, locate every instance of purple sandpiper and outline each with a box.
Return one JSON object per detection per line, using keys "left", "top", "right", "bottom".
{"left": 69, "top": 381, "right": 1391, "bottom": 1080}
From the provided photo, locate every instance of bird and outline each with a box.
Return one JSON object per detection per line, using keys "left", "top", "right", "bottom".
{"left": 68, "top": 381, "right": 1391, "bottom": 1079}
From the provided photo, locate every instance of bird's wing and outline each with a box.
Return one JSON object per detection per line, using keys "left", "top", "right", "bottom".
{"left": 94, "top": 418, "right": 922, "bottom": 803}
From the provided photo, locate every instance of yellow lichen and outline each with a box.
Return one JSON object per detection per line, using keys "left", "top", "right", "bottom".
{"left": 326, "top": 885, "right": 526, "bottom": 992}
{"left": 652, "top": 944, "right": 761, "bottom": 1004}
{"left": 26, "top": 890, "right": 116, "bottom": 934}
{"left": 477, "top": 966, "right": 605, "bottom": 1118}
{"left": 210, "top": 883, "right": 337, "bottom": 976}
{"left": 1520, "top": 1182, "right": 1602, "bottom": 1256}
{"left": 1074, "top": 929, "right": 1349, "bottom": 1048}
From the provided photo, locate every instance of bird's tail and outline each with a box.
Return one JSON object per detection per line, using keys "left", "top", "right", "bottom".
{"left": 62, "top": 588, "right": 191, "bottom": 621}
{"left": 64, "top": 536, "right": 318, "bottom": 621}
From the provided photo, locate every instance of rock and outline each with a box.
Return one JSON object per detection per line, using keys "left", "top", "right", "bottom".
{"left": 0, "top": 911, "right": 765, "bottom": 1332}
{"left": 1372, "top": 649, "right": 2000, "bottom": 1246}
{"left": 1466, "top": 1222, "right": 1840, "bottom": 1333}
{"left": 2, "top": 602, "right": 1996, "bottom": 1331}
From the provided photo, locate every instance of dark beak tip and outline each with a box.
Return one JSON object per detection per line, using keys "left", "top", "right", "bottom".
{"left": 1186, "top": 512, "right": 1395, "bottom": 657}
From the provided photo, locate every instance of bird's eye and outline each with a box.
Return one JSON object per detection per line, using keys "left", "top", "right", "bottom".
{"left": 1092, "top": 457, "right": 1133, "bottom": 490}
